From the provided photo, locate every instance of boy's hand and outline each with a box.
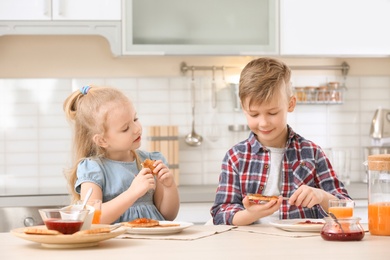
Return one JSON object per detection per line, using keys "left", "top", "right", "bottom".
{"left": 288, "top": 185, "right": 325, "bottom": 208}
{"left": 243, "top": 196, "right": 282, "bottom": 218}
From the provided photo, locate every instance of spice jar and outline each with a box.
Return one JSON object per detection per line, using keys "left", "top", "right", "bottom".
{"left": 321, "top": 217, "right": 365, "bottom": 241}
{"left": 294, "top": 87, "right": 306, "bottom": 102}
{"left": 305, "top": 86, "right": 317, "bottom": 102}
{"left": 328, "top": 82, "right": 341, "bottom": 102}
{"left": 367, "top": 154, "right": 390, "bottom": 236}
{"left": 316, "top": 86, "right": 329, "bottom": 102}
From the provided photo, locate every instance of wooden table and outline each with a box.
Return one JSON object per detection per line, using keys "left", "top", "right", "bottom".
{"left": 1, "top": 225, "right": 389, "bottom": 260}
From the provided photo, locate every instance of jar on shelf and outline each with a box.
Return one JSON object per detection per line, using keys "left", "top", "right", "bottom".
{"left": 305, "top": 86, "right": 317, "bottom": 102}
{"left": 328, "top": 82, "right": 341, "bottom": 102}
{"left": 316, "top": 86, "right": 329, "bottom": 102}
{"left": 294, "top": 87, "right": 306, "bottom": 102}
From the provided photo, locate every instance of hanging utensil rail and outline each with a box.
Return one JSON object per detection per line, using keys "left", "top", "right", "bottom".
{"left": 180, "top": 61, "right": 350, "bottom": 77}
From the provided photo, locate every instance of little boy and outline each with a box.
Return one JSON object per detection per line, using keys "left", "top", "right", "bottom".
{"left": 210, "top": 57, "right": 350, "bottom": 226}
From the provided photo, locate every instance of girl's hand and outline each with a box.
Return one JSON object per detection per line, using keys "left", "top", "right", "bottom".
{"left": 128, "top": 169, "right": 156, "bottom": 199}
{"left": 288, "top": 185, "right": 325, "bottom": 208}
{"left": 151, "top": 160, "right": 175, "bottom": 187}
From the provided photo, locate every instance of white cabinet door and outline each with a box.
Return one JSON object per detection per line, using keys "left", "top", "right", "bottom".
{"left": 52, "top": 0, "right": 121, "bottom": 21}
{"left": 0, "top": 0, "right": 51, "bottom": 20}
{"left": 0, "top": 0, "right": 121, "bottom": 21}
{"left": 280, "top": 0, "right": 390, "bottom": 56}
{"left": 123, "top": 0, "right": 278, "bottom": 55}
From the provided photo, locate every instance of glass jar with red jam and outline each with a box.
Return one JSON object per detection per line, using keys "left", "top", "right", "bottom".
{"left": 321, "top": 217, "right": 365, "bottom": 241}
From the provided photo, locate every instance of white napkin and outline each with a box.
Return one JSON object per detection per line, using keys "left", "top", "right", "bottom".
{"left": 234, "top": 224, "right": 321, "bottom": 238}
{"left": 120, "top": 225, "right": 235, "bottom": 240}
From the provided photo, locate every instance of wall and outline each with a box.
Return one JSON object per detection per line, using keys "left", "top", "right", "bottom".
{"left": 1, "top": 35, "right": 390, "bottom": 195}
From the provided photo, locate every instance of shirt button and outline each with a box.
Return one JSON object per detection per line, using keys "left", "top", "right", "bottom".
{"left": 259, "top": 186, "right": 264, "bottom": 190}
{"left": 265, "top": 165, "right": 269, "bottom": 169}
{"left": 300, "top": 162, "right": 305, "bottom": 166}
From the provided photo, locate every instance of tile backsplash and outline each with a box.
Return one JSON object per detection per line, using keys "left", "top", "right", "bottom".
{"left": 1, "top": 75, "right": 389, "bottom": 196}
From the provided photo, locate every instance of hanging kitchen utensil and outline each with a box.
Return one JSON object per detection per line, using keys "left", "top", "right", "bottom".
{"left": 185, "top": 68, "right": 203, "bottom": 146}
{"left": 211, "top": 66, "right": 217, "bottom": 109}
{"left": 208, "top": 67, "right": 219, "bottom": 142}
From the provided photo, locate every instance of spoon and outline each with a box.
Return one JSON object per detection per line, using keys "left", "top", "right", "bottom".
{"left": 80, "top": 187, "right": 93, "bottom": 210}
{"left": 328, "top": 212, "right": 345, "bottom": 233}
{"left": 185, "top": 69, "right": 203, "bottom": 146}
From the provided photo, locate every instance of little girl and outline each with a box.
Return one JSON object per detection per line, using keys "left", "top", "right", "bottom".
{"left": 63, "top": 85, "right": 180, "bottom": 224}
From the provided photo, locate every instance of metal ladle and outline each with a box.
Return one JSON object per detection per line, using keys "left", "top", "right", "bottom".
{"left": 185, "top": 68, "right": 203, "bottom": 146}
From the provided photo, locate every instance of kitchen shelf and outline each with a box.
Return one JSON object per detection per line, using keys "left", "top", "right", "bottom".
{"left": 294, "top": 87, "right": 345, "bottom": 105}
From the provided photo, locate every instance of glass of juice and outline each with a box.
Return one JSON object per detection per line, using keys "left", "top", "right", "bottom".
{"left": 328, "top": 199, "right": 354, "bottom": 218}
{"left": 76, "top": 199, "right": 102, "bottom": 224}
{"left": 90, "top": 199, "right": 102, "bottom": 224}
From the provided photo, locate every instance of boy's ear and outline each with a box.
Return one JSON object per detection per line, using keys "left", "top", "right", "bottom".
{"left": 288, "top": 96, "right": 296, "bottom": 112}
{"left": 93, "top": 134, "right": 108, "bottom": 148}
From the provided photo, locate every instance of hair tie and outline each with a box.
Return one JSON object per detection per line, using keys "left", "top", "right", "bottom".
{"left": 80, "top": 85, "right": 91, "bottom": 95}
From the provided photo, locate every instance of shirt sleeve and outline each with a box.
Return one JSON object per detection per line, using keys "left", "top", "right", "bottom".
{"left": 210, "top": 149, "right": 245, "bottom": 225}
{"left": 74, "top": 158, "right": 105, "bottom": 194}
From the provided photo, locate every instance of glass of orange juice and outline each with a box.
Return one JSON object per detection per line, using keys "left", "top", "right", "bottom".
{"left": 89, "top": 199, "right": 102, "bottom": 224}
{"left": 77, "top": 199, "right": 102, "bottom": 224}
{"left": 328, "top": 199, "right": 354, "bottom": 218}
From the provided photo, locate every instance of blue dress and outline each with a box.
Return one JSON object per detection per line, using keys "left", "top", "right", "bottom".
{"left": 75, "top": 150, "right": 166, "bottom": 223}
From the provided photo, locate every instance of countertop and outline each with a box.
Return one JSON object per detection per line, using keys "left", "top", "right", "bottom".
{"left": 2, "top": 224, "right": 390, "bottom": 259}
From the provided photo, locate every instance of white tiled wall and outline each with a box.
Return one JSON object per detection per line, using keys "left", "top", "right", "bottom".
{"left": 0, "top": 75, "right": 389, "bottom": 195}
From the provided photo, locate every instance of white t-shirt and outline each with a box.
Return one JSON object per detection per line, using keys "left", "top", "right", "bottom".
{"left": 257, "top": 147, "right": 285, "bottom": 224}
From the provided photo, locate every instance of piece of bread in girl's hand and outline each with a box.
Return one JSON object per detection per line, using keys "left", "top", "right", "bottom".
{"left": 247, "top": 194, "right": 279, "bottom": 203}
{"left": 142, "top": 159, "right": 157, "bottom": 175}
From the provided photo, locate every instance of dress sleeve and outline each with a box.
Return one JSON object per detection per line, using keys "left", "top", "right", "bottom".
{"left": 74, "top": 158, "right": 105, "bottom": 194}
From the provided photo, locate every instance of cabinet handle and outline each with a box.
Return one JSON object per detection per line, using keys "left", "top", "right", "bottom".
{"left": 56, "top": 0, "right": 65, "bottom": 16}
{"left": 43, "top": 0, "right": 50, "bottom": 16}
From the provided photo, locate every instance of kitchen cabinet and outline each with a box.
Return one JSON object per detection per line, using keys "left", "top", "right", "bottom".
{"left": 0, "top": 0, "right": 122, "bottom": 55}
{"left": 122, "top": 0, "right": 278, "bottom": 55}
{"left": 280, "top": 0, "right": 390, "bottom": 56}
{"left": 0, "top": 0, "right": 121, "bottom": 21}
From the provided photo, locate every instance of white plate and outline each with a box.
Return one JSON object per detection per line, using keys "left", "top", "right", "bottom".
{"left": 125, "top": 221, "right": 193, "bottom": 235}
{"left": 11, "top": 224, "right": 126, "bottom": 248}
{"left": 269, "top": 219, "right": 325, "bottom": 232}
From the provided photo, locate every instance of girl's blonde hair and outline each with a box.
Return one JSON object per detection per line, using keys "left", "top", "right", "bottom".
{"left": 63, "top": 86, "right": 141, "bottom": 202}
{"left": 239, "top": 57, "right": 292, "bottom": 110}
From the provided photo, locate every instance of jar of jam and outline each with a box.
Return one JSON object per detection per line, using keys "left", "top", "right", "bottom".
{"left": 367, "top": 154, "right": 390, "bottom": 236}
{"left": 321, "top": 217, "right": 365, "bottom": 241}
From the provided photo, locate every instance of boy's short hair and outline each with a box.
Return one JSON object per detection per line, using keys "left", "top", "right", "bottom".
{"left": 239, "top": 57, "right": 292, "bottom": 109}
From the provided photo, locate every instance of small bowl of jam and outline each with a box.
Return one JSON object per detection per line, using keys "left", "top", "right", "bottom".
{"left": 321, "top": 217, "right": 365, "bottom": 241}
{"left": 39, "top": 208, "right": 89, "bottom": 235}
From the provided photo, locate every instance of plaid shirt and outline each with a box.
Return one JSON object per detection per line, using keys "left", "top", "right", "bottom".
{"left": 210, "top": 125, "right": 351, "bottom": 225}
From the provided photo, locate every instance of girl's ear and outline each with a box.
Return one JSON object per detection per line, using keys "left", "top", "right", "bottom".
{"left": 288, "top": 96, "right": 296, "bottom": 112}
{"left": 93, "top": 134, "right": 108, "bottom": 148}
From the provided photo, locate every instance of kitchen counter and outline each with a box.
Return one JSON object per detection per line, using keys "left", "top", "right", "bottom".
{"left": 1, "top": 225, "right": 389, "bottom": 259}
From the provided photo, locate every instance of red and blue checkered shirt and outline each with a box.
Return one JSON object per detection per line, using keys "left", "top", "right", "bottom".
{"left": 210, "top": 125, "right": 351, "bottom": 225}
